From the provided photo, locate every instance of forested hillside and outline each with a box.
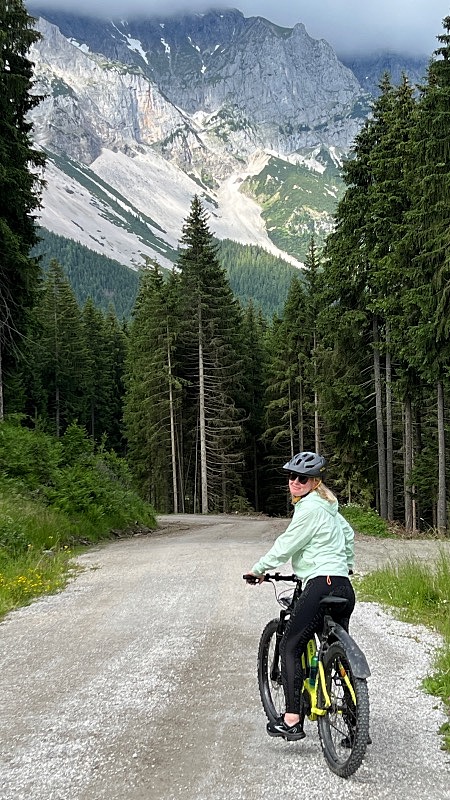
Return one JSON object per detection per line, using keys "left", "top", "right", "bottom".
{"left": 217, "top": 239, "right": 299, "bottom": 316}
{"left": 241, "top": 153, "right": 344, "bottom": 258}
{"left": 34, "top": 228, "right": 299, "bottom": 319}
{"left": 34, "top": 229, "right": 141, "bottom": 318}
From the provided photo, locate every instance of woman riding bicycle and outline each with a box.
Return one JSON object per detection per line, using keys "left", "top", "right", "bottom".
{"left": 246, "top": 451, "right": 355, "bottom": 742}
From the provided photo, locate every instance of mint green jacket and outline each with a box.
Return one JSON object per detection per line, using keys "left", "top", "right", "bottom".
{"left": 251, "top": 491, "right": 354, "bottom": 585}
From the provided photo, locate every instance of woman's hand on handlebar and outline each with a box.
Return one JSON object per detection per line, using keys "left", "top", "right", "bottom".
{"left": 243, "top": 572, "right": 265, "bottom": 585}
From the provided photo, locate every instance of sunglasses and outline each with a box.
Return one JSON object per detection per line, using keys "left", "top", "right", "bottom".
{"left": 288, "top": 473, "right": 310, "bottom": 484}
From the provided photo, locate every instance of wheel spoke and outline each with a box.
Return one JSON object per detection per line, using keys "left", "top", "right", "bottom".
{"left": 317, "top": 642, "right": 370, "bottom": 777}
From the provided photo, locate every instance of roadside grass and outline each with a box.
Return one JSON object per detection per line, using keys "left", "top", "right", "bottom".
{"left": 0, "top": 551, "right": 73, "bottom": 619}
{"left": 0, "top": 420, "right": 157, "bottom": 620}
{"left": 356, "top": 552, "right": 450, "bottom": 750}
{"left": 341, "top": 503, "right": 390, "bottom": 537}
{"left": 0, "top": 486, "right": 155, "bottom": 619}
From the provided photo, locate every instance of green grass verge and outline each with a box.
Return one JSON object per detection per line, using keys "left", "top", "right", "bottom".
{"left": 0, "top": 551, "right": 73, "bottom": 618}
{"left": 341, "top": 503, "right": 391, "bottom": 537}
{"left": 0, "top": 420, "right": 157, "bottom": 619}
{"left": 0, "top": 485, "right": 155, "bottom": 619}
{"left": 357, "top": 553, "right": 450, "bottom": 750}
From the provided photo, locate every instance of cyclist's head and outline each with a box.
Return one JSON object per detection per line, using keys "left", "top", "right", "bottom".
{"left": 283, "top": 451, "right": 327, "bottom": 479}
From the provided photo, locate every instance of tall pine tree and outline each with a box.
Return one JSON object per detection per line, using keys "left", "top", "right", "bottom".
{"left": 399, "top": 18, "right": 450, "bottom": 533}
{"left": 176, "top": 197, "right": 245, "bottom": 513}
{"left": 124, "top": 263, "right": 181, "bottom": 511}
{"left": 0, "top": 1, "right": 45, "bottom": 418}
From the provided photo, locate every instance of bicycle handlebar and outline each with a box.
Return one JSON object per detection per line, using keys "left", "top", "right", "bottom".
{"left": 243, "top": 572, "right": 298, "bottom": 584}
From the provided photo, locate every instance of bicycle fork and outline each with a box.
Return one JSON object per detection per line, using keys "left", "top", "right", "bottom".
{"left": 270, "top": 611, "right": 287, "bottom": 682}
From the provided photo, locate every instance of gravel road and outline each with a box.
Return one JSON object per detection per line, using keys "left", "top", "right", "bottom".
{"left": 1, "top": 515, "right": 449, "bottom": 800}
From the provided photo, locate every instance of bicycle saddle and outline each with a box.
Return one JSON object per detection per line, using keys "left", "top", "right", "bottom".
{"left": 319, "top": 596, "right": 349, "bottom": 609}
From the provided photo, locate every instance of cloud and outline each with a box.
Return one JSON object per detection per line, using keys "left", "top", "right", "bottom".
{"left": 27, "top": 1, "right": 450, "bottom": 56}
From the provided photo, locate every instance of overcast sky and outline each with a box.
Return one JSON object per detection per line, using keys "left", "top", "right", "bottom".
{"left": 27, "top": 1, "right": 450, "bottom": 56}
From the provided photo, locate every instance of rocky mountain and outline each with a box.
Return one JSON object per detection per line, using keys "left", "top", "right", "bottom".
{"left": 26, "top": 7, "right": 423, "bottom": 271}
{"left": 340, "top": 53, "right": 429, "bottom": 96}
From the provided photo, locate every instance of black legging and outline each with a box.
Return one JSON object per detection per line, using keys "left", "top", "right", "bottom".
{"left": 279, "top": 575, "right": 356, "bottom": 714}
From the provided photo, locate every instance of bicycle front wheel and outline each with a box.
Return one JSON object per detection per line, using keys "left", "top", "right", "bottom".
{"left": 317, "top": 642, "right": 370, "bottom": 778}
{"left": 257, "top": 618, "right": 285, "bottom": 723}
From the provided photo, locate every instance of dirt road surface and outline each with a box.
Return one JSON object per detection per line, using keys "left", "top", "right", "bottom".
{"left": 1, "top": 515, "right": 449, "bottom": 800}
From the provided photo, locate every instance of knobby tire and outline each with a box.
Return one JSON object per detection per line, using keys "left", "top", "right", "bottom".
{"left": 257, "top": 618, "right": 285, "bottom": 723}
{"left": 317, "top": 641, "right": 370, "bottom": 778}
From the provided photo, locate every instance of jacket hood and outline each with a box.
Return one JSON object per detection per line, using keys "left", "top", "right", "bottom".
{"left": 301, "top": 491, "right": 338, "bottom": 517}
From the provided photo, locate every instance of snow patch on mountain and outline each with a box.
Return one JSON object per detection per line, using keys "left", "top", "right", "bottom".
{"left": 68, "top": 38, "right": 90, "bottom": 53}
{"left": 124, "top": 35, "right": 149, "bottom": 64}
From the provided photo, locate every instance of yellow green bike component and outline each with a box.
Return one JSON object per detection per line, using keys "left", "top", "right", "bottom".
{"left": 302, "top": 639, "right": 330, "bottom": 719}
{"left": 338, "top": 660, "right": 357, "bottom": 705}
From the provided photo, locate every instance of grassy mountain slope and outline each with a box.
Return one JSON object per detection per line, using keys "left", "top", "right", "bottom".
{"left": 240, "top": 151, "right": 345, "bottom": 259}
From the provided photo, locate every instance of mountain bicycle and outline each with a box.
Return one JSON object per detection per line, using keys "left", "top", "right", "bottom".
{"left": 244, "top": 572, "right": 371, "bottom": 778}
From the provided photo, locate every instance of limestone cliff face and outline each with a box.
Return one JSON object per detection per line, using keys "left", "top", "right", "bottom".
{"left": 29, "top": 8, "right": 370, "bottom": 171}
{"left": 30, "top": 18, "right": 196, "bottom": 165}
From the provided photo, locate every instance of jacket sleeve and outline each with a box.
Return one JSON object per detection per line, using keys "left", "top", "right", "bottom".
{"left": 251, "top": 506, "right": 314, "bottom": 575}
{"left": 337, "top": 512, "right": 354, "bottom": 571}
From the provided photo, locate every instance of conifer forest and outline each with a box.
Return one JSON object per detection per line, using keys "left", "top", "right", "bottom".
{"left": 2, "top": 2, "right": 450, "bottom": 534}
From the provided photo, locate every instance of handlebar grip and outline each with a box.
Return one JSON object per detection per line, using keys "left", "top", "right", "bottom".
{"left": 243, "top": 574, "right": 260, "bottom": 584}
{"left": 243, "top": 572, "right": 298, "bottom": 583}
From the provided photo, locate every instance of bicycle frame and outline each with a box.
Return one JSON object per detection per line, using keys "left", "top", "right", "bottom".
{"left": 301, "top": 637, "right": 330, "bottom": 719}
{"left": 257, "top": 572, "right": 370, "bottom": 719}
{"left": 248, "top": 571, "right": 372, "bottom": 778}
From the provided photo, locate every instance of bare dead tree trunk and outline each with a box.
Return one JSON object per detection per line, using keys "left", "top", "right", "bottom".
{"left": 193, "top": 413, "right": 199, "bottom": 514}
{"left": 385, "top": 324, "right": 394, "bottom": 521}
{"left": 55, "top": 385, "right": 60, "bottom": 438}
{"left": 167, "top": 329, "right": 178, "bottom": 514}
{"left": 313, "top": 331, "right": 320, "bottom": 453}
{"left": 297, "top": 361, "right": 304, "bottom": 452}
{"left": 404, "top": 397, "right": 413, "bottom": 532}
{"left": 288, "top": 380, "right": 294, "bottom": 456}
{"left": 199, "top": 333, "right": 208, "bottom": 514}
{"left": 437, "top": 380, "right": 447, "bottom": 534}
{"left": 54, "top": 302, "right": 60, "bottom": 437}
{"left": 373, "top": 317, "right": 387, "bottom": 518}
{"left": 222, "top": 461, "right": 226, "bottom": 513}
{"left": 314, "top": 390, "right": 320, "bottom": 453}
{"left": 0, "top": 341, "right": 3, "bottom": 421}
{"left": 253, "top": 437, "right": 259, "bottom": 512}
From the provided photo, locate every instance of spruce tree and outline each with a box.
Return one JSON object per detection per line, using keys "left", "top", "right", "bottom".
{"left": 124, "top": 263, "right": 181, "bottom": 511}
{"left": 399, "top": 17, "right": 450, "bottom": 533}
{"left": 102, "top": 308, "right": 127, "bottom": 453}
{"left": 33, "top": 260, "right": 88, "bottom": 436}
{"left": 176, "top": 196, "right": 244, "bottom": 513}
{"left": 319, "top": 119, "right": 377, "bottom": 503}
{"left": 239, "top": 302, "right": 268, "bottom": 512}
{"left": 366, "top": 75, "right": 417, "bottom": 524}
{"left": 262, "top": 275, "right": 315, "bottom": 514}
{"left": 0, "top": 1, "right": 45, "bottom": 418}
{"left": 82, "top": 299, "right": 120, "bottom": 444}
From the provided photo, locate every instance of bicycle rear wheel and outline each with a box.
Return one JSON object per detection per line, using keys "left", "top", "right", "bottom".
{"left": 317, "top": 641, "right": 370, "bottom": 778}
{"left": 257, "top": 618, "right": 285, "bottom": 723}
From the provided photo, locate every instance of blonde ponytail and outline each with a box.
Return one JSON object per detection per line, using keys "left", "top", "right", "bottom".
{"left": 314, "top": 480, "right": 337, "bottom": 504}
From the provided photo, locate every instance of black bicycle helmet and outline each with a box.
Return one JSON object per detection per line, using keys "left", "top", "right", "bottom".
{"left": 283, "top": 451, "right": 327, "bottom": 477}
